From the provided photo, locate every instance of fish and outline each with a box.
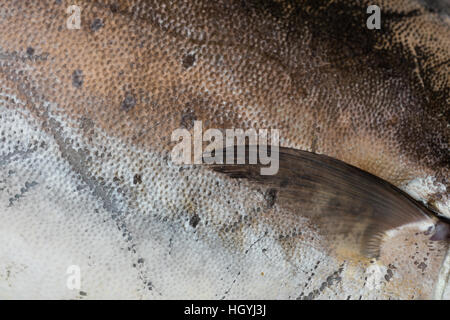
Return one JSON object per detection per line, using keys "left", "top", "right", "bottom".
{"left": 0, "top": 0, "right": 448, "bottom": 299}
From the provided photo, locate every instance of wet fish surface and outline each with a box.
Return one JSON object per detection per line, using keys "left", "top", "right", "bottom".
{"left": 0, "top": 0, "right": 449, "bottom": 299}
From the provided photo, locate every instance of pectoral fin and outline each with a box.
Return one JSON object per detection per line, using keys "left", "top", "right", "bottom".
{"left": 205, "top": 146, "right": 439, "bottom": 258}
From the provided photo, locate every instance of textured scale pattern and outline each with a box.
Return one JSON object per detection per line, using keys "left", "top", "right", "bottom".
{"left": 0, "top": 0, "right": 449, "bottom": 299}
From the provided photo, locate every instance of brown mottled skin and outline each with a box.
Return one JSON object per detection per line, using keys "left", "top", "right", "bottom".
{"left": 0, "top": 0, "right": 449, "bottom": 298}
{"left": 0, "top": 0, "right": 448, "bottom": 189}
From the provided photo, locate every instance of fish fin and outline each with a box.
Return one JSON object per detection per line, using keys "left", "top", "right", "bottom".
{"left": 361, "top": 226, "right": 387, "bottom": 258}
{"left": 205, "top": 145, "right": 432, "bottom": 258}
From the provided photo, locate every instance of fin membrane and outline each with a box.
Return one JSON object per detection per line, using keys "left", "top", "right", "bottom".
{"left": 205, "top": 145, "right": 434, "bottom": 258}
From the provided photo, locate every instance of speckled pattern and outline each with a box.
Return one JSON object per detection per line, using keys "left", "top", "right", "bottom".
{"left": 0, "top": 0, "right": 448, "bottom": 299}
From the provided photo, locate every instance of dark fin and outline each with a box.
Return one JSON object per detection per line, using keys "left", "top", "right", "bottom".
{"left": 205, "top": 145, "right": 435, "bottom": 258}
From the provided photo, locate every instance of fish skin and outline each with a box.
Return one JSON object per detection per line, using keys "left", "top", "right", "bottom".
{"left": 0, "top": 0, "right": 448, "bottom": 299}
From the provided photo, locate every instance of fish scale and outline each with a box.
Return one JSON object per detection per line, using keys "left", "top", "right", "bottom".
{"left": 0, "top": 0, "right": 448, "bottom": 299}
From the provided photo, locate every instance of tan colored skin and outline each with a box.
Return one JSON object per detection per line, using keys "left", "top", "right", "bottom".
{"left": 0, "top": 0, "right": 448, "bottom": 299}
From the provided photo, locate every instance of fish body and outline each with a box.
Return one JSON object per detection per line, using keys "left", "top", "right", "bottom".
{"left": 0, "top": 0, "right": 449, "bottom": 299}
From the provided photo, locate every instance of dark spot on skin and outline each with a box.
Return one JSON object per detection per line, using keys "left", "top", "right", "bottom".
{"left": 9, "top": 181, "right": 38, "bottom": 207}
{"left": 182, "top": 53, "right": 196, "bottom": 69}
{"left": 180, "top": 110, "right": 196, "bottom": 129}
{"left": 384, "top": 268, "right": 393, "bottom": 282}
{"left": 264, "top": 188, "right": 277, "bottom": 208}
{"left": 90, "top": 18, "right": 104, "bottom": 32}
{"left": 72, "top": 69, "right": 84, "bottom": 88}
{"left": 311, "top": 134, "right": 318, "bottom": 153}
{"left": 133, "top": 174, "right": 142, "bottom": 185}
{"left": 424, "top": 225, "right": 434, "bottom": 235}
{"left": 26, "top": 47, "right": 34, "bottom": 56}
{"left": 299, "top": 266, "right": 343, "bottom": 300}
{"left": 190, "top": 214, "right": 201, "bottom": 228}
{"left": 79, "top": 291, "right": 87, "bottom": 296}
{"left": 110, "top": 3, "right": 120, "bottom": 13}
{"left": 80, "top": 116, "right": 94, "bottom": 133}
{"left": 417, "top": 262, "right": 427, "bottom": 272}
{"left": 121, "top": 93, "right": 136, "bottom": 111}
